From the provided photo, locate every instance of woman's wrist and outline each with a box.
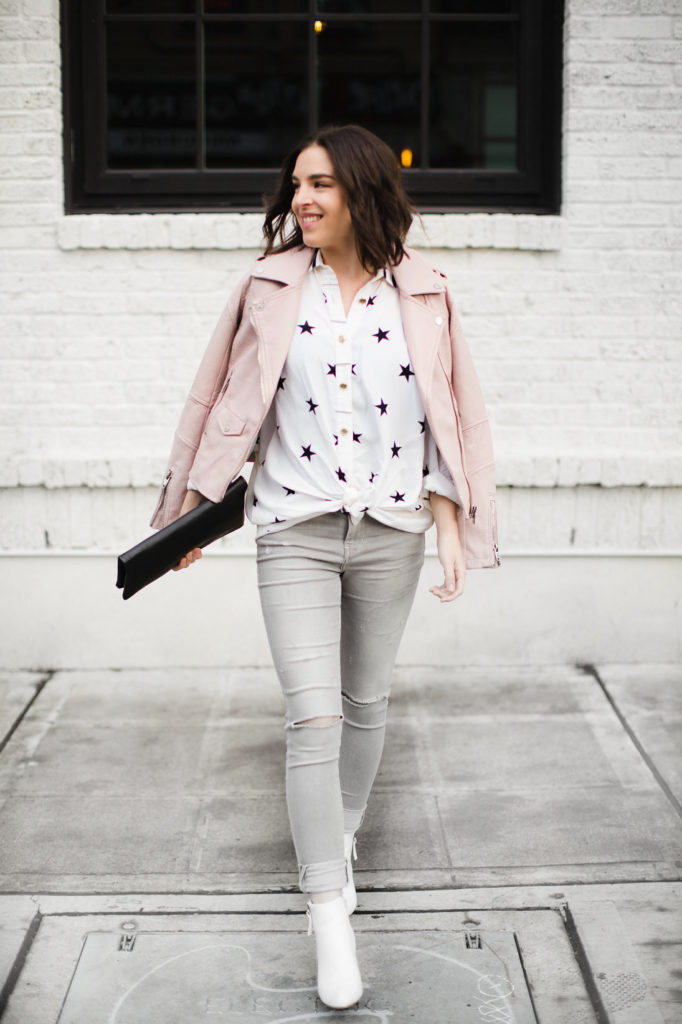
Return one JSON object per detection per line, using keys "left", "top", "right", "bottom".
{"left": 429, "top": 492, "right": 460, "bottom": 532}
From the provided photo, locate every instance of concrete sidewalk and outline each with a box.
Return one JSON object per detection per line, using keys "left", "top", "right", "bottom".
{"left": 0, "top": 663, "right": 680, "bottom": 1022}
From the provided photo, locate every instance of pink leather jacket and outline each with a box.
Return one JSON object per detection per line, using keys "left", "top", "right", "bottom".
{"left": 151, "top": 245, "right": 499, "bottom": 569}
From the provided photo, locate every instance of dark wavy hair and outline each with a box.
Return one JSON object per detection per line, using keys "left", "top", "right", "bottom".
{"left": 262, "top": 124, "right": 415, "bottom": 274}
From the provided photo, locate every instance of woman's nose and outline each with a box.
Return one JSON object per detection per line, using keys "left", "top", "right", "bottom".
{"left": 295, "top": 185, "right": 312, "bottom": 206}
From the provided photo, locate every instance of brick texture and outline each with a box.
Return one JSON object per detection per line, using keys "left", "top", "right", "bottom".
{"left": 0, "top": 0, "right": 681, "bottom": 553}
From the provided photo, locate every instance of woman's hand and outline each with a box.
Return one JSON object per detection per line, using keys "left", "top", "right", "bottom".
{"left": 172, "top": 489, "right": 205, "bottom": 571}
{"left": 429, "top": 493, "right": 466, "bottom": 602}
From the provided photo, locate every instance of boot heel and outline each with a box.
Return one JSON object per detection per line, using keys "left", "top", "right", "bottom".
{"left": 307, "top": 896, "right": 363, "bottom": 1009}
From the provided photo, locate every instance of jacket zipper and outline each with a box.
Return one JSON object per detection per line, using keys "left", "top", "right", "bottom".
{"left": 152, "top": 469, "right": 173, "bottom": 521}
{"left": 490, "top": 497, "right": 500, "bottom": 565}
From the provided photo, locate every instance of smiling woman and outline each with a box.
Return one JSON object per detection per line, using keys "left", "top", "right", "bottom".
{"left": 154, "top": 124, "right": 498, "bottom": 1010}
{"left": 264, "top": 125, "right": 415, "bottom": 278}
{"left": 291, "top": 149, "right": 355, "bottom": 274}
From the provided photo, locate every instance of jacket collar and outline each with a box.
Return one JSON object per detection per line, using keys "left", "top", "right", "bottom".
{"left": 252, "top": 246, "right": 315, "bottom": 286}
{"left": 252, "top": 244, "right": 446, "bottom": 296}
{"left": 392, "top": 247, "right": 447, "bottom": 297}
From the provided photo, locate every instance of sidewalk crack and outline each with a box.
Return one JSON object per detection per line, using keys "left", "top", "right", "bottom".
{"left": 578, "top": 663, "right": 682, "bottom": 821}
{"left": 0, "top": 671, "right": 55, "bottom": 757}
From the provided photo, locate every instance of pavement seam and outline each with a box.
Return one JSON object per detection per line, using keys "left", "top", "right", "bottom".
{"left": 0, "top": 672, "right": 54, "bottom": 758}
{"left": 558, "top": 901, "right": 611, "bottom": 1024}
{"left": 0, "top": 907, "right": 42, "bottom": 1019}
{"left": 578, "top": 663, "right": 682, "bottom": 820}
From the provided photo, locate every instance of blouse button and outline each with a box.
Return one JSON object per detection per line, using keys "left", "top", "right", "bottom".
{"left": 340, "top": 428, "right": 349, "bottom": 435}
{"left": 338, "top": 335, "right": 345, "bottom": 343}
{"left": 435, "top": 316, "right": 443, "bottom": 325}
{"left": 340, "top": 383, "right": 348, "bottom": 390}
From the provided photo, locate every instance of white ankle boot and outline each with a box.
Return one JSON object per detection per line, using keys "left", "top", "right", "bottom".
{"left": 342, "top": 832, "right": 358, "bottom": 915}
{"left": 306, "top": 896, "right": 363, "bottom": 1009}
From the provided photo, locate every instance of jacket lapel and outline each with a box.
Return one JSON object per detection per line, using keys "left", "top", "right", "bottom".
{"left": 249, "top": 282, "right": 304, "bottom": 405}
{"left": 397, "top": 292, "right": 443, "bottom": 402}
{"left": 393, "top": 248, "right": 447, "bottom": 401}
{"left": 249, "top": 247, "right": 318, "bottom": 403}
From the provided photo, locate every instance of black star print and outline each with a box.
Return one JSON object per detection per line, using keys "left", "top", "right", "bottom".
{"left": 253, "top": 496, "right": 258, "bottom": 506}
{"left": 418, "top": 419, "right": 426, "bottom": 434}
{"left": 298, "top": 320, "right": 314, "bottom": 335}
{"left": 366, "top": 296, "right": 376, "bottom": 306}
{"left": 369, "top": 472, "right": 378, "bottom": 484}
{"left": 391, "top": 491, "right": 406, "bottom": 503}
{"left": 333, "top": 434, "right": 338, "bottom": 446}
{"left": 307, "top": 397, "right": 319, "bottom": 414}
{"left": 375, "top": 399, "right": 388, "bottom": 416}
{"left": 351, "top": 364, "right": 357, "bottom": 375}
{"left": 274, "top": 517, "right": 285, "bottom": 523}
{"left": 327, "top": 363, "right": 336, "bottom": 376}
{"left": 336, "top": 467, "right": 347, "bottom": 482}
{"left": 283, "top": 486, "right": 296, "bottom": 496}
{"left": 391, "top": 442, "right": 402, "bottom": 459}
{"left": 399, "top": 363, "right": 415, "bottom": 382}
{"left": 373, "top": 327, "right": 389, "bottom": 343}
{"left": 422, "top": 464, "right": 429, "bottom": 477}
{"left": 277, "top": 376, "right": 286, "bottom": 391}
{"left": 353, "top": 432, "right": 362, "bottom": 443}
{"left": 300, "top": 444, "right": 315, "bottom": 461}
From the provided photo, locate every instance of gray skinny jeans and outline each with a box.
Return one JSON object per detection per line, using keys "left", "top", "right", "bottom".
{"left": 256, "top": 511, "right": 425, "bottom": 894}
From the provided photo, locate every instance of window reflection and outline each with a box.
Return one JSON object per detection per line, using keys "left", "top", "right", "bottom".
{"left": 430, "top": 20, "right": 518, "bottom": 169}
{"left": 318, "top": 20, "right": 421, "bottom": 166}
{"left": 104, "top": 6, "right": 521, "bottom": 174}
{"left": 204, "top": 22, "right": 308, "bottom": 168}
{"left": 106, "top": 21, "right": 196, "bottom": 169}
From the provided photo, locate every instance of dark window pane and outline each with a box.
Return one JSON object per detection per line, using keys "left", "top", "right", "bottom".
{"left": 430, "top": 20, "right": 518, "bottom": 169}
{"left": 430, "top": 0, "right": 519, "bottom": 13}
{"left": 318, "top": 20, "right": 421, "bottom": 165}
{"left": 106, "top": 21, "right": 196, "bottom": 169}
{"left": 106, "top": 1, "right": 195, "bottom": 12}
{"left": 204, "top": 22, "right": 308, "bottom": 168}
{"left": 317, "top": 1, "right": 420, "bottom": 11}
{"left": 204, "top": 0, "right": 306, "bottom": 10}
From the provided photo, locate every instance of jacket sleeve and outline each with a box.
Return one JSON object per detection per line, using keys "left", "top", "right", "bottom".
{"left": 149, "top": 271, "right": 252, "bottom": 529}
{"left": 445, "top": 287, "right": 499, "bottom": 568}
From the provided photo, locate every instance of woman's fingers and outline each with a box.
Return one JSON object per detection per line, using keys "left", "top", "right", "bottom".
{"left": 430, "top": 557, "right": 466, "bottom": 602}
{"left": 172, "top": 547, "right": 203, "bottom": 571}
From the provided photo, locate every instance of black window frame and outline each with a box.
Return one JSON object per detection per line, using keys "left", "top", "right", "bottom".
{"left": 61, "top": 0, "right": 563, "bottom": 214}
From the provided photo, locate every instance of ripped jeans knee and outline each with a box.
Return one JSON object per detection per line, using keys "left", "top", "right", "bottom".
{"left": 285, "top": 714, "right": 343, "bottom": 770}
{"left": 341, "top": 689, "right": 389, "bottom": 731}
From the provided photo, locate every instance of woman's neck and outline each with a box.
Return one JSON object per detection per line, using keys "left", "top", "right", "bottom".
{"left": 319, "top": 245, "right": 373, "bottom": 314}
{"left": 319, "top": 246, "right": 370, "bottom": 288}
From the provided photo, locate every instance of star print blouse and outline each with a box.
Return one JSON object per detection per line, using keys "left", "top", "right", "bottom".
{"left": 246, "top": 254, "right": 460, "bottom": 535}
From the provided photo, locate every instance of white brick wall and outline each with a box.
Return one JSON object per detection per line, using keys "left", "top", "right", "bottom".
{"left": 1, "top": 0, "right": 681, "bottom": 558}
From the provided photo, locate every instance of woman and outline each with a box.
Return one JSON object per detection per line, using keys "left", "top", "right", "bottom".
{"left": 152, "top": 124, "right": 498, "bottom": 1010}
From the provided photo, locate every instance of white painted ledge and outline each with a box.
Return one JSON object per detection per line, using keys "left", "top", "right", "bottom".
{"left": 56, "top": 212, "right": 565, "bottom": 253}
{"left": 0, "top": 453, "right": 679, "bottom": 490}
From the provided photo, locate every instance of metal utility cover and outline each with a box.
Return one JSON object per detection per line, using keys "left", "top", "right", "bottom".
{"left": 58, "top": 928, "right": 537, "bottom": 1023}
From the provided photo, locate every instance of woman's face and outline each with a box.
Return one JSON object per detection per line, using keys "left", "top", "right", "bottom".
{"left": 291, "top": 145, "right": 355, "bottom": 255}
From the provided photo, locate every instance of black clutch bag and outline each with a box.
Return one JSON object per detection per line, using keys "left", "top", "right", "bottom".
{"left": 116, "top": 476, "right": 248, "bottom": 600}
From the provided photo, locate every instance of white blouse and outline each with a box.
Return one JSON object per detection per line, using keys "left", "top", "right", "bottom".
{"left": 245, "top": 254, "right": 459, "bottom": 537}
